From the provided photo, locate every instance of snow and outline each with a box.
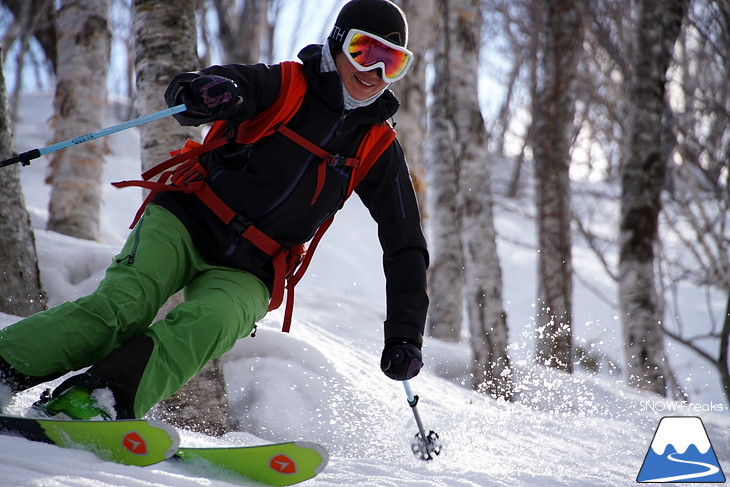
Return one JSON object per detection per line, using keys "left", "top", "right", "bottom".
{"left": 1, "top": 93, "right": 728, "bottom": 486}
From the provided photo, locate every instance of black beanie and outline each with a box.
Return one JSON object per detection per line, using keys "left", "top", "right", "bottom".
{"left": 328, "top": 0, "right": 409, "bottom": 48}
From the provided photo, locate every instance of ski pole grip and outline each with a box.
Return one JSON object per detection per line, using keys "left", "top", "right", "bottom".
{"left": 0, "top": 149, "right": 41, "bottom": 168}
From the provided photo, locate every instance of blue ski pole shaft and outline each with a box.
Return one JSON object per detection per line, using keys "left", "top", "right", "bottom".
{"left": 0, "top": 104, "right": 187, "bottom": 168}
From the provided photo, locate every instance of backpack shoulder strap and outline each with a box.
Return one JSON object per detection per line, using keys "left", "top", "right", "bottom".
{"left": 113, "top": 61, "right": 308, "bottom": 229}
{"left": 239, "top": 61, "right": 307, "bottom": 143}
{"left": 346, "top": 122, "right": 397, "bottom": 196}
{"left": 204, "top": 61, "right": 307, "bottom": 146}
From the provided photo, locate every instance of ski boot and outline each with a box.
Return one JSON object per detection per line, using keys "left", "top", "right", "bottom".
{"left": 32, "top": 386, "right": 116, "bottom": 421}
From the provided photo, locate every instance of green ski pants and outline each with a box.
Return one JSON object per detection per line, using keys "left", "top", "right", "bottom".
{"left": 0, "top": 204, "right": 269, "bottom": 417}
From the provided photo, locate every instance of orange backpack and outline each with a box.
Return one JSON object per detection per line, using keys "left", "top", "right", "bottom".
{"left": 113, "top": 61, "right": 396, "bottom": 332}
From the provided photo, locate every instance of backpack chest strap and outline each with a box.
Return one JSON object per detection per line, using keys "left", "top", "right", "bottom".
{"left": 275, "top": 123, "right": 360, "bottom": 205}
{"left": 192, "top": 184, "right": 292, "bottom": 313}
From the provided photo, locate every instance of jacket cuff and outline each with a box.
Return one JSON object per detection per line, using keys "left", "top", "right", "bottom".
{"left": 384, "top": 323, "right": 423, "bottom": 349}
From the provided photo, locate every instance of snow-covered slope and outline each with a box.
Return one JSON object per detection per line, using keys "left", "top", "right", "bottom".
{"left": 0, "top": 94, "right": 727, "bottom": 486}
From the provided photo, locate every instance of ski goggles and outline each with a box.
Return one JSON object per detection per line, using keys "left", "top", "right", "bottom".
{"left": 341, "top": 29, "right": 414, "bottom": 83}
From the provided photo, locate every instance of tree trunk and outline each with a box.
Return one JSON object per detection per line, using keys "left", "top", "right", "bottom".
{"left": 619, "top": 0, "right": 688, "bottom": 396}
{"left": 133, "top": 0, "right": 200, "bottom": 171}
{"left": 533, "top": 0, "right": 582, "bottom": 372}
{"left": 425, "top": 0, "right": 465, "bottom": 342}
{"left": 153, "top": 357, "right": 232, "bottom": 436}
{"left": 443, "top": 0, "right": 512, "bottom": 399}
{"left": 46, "top": 0, "right": 111, "bottom": 241}
{"left": 133, "top": 0, "right": 231, "bottom": 435}
{"left": 212, "top": 0, "right": 269, "bottom": 64}
{"left": 1, "top": 0, "right": 57, "bottom": 73}
{"left": 718, "top": 291, "right": 730, "bottom": 405}
{"left": 0, "top": 47, "right": 47, "bottom": 316}
{"left": 391, "top": 0, "right": 433, "bottom": 217}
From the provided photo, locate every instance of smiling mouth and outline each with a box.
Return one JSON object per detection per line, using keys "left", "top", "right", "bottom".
{"left": 355, "top": 75, "right": 375, "bottom": 88}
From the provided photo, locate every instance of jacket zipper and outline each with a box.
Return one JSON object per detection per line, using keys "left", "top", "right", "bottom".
{"left": 394, "top": 174, "right": 407, "bottom": 219}
{"left": 251, "top": 110, "right": 349, "bottom": 221}
{"left": 334, "top": 111, "right": 348, "bottom": 137}
{"left": 225, "top": 111, "right": 352, "bottom": 260}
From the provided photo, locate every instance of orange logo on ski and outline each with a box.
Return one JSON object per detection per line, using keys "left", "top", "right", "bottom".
{"left": 122, "top": 431, "right": 147, "bottom": 455}
{"left": 269, "top": 453, "right": 297, "bottom": 474}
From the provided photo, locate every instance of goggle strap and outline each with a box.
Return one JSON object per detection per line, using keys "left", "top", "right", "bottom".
{"left": 328, "top": 25, "right": 349, "bottom": 45}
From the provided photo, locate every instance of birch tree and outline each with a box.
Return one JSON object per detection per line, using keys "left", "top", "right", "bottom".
{"left": 455, "top": 0, "right": 512, "bottom": 398}
{"left": 426, "top": 1, "right": 465, "bottom": 342}
{"left": 655, "top": 1, "right": 730, "bottom": 403}
{"left": 533, "top": 0, "right": 582, "bottom": 372}
{"left": 211, "top": 0, "right": 269, "bottom": 64}
{"left": 133, "top": 0, "right": 231, "bottom": 436}
{"left": 0, "top": 0, "right": 57, "bottom": 122}
{"left": 133, "top": 0, "right": 199, "bottom": 171}
{"left": 46, "top": 0, "right": 111, "bottom": 241}
{"left": 391, "top": 0, "right": 434, "bottom": 215}
{"left": 619, "top": 0, "right": 689, "bottom": 396}
{"left": 0, "top": 0, "right": 57, "bottom": 72}
{"left": 484, "top": 0, "right": 543, "bottom": 199}
{"left": 429, "top": 0, "right": 511, "bottom": 397}
{"left": 0, "top": 48, "right": 47, "bottom": 316}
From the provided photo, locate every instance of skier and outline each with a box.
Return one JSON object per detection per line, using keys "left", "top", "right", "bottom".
{"left": 0, "top": 0, "right": 428, "bottom": 421}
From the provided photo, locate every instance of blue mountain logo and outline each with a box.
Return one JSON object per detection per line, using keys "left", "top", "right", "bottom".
{"left": 637, "top": 416, "right": 725, "bottom": 483}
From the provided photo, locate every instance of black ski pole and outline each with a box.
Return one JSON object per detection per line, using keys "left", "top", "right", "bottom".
{"left": 402, "top": 380, "right": 441, "bottom": 460}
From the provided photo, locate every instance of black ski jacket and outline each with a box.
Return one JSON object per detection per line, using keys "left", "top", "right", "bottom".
{"left": 157, "top": 44, "right": 429, "bottom": 346}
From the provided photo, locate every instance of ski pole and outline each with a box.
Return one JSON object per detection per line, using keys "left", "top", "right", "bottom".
{"left": 0, "top": 103, "right": 188, "bottom": 169}
{"left": 402, "top": 380, "right": 441, "bottom": 460}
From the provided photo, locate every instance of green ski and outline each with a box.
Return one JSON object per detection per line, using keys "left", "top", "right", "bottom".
{"left": 0, "top": 414, "right": 328, "bottom": 484}
{"left": 0, "top": 414, "right": 179, "bottom": 466}
{"left": 175, "top": 441, "right": 329, "bottom": 486}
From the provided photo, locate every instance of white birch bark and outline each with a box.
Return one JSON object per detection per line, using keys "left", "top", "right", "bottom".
{"left": 447, "top": 0, "right": 511, "bottom": 398}
{"left": 426, "top": 0, "right": 511, "bottom": 396}
{"left": 533, "top": 0, "right": 582, "bottom": 372}
{"left": 133, "top": 0, "right": 200, "bottom": 171}
{"left": 619, "top": 0, "right": 688, "bottom": 396}
{"left": 0, "top": 47, "right": 47, "bottom": 316}
{"left": 133, "top": 0, "right": 233, "bottom": 436}
{"left": 391, "top": 0, "right": 434, "bottom": 216}
{"left": 46, "top": 0, "right": 111, "bottom": 241}
{"left": 425, "top": 0, "right": 464, "bottom": 342}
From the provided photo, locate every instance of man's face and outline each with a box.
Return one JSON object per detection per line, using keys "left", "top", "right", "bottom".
{"left": 335, "top": 50, "right": 388, "bottom": 101}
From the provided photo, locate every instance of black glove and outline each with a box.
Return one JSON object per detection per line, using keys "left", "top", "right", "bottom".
{"left": 167, "top": 74, "right": 241, "bottom": 119}
{"left": 380, "top": 339, "right": 423, "bottom": 381}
